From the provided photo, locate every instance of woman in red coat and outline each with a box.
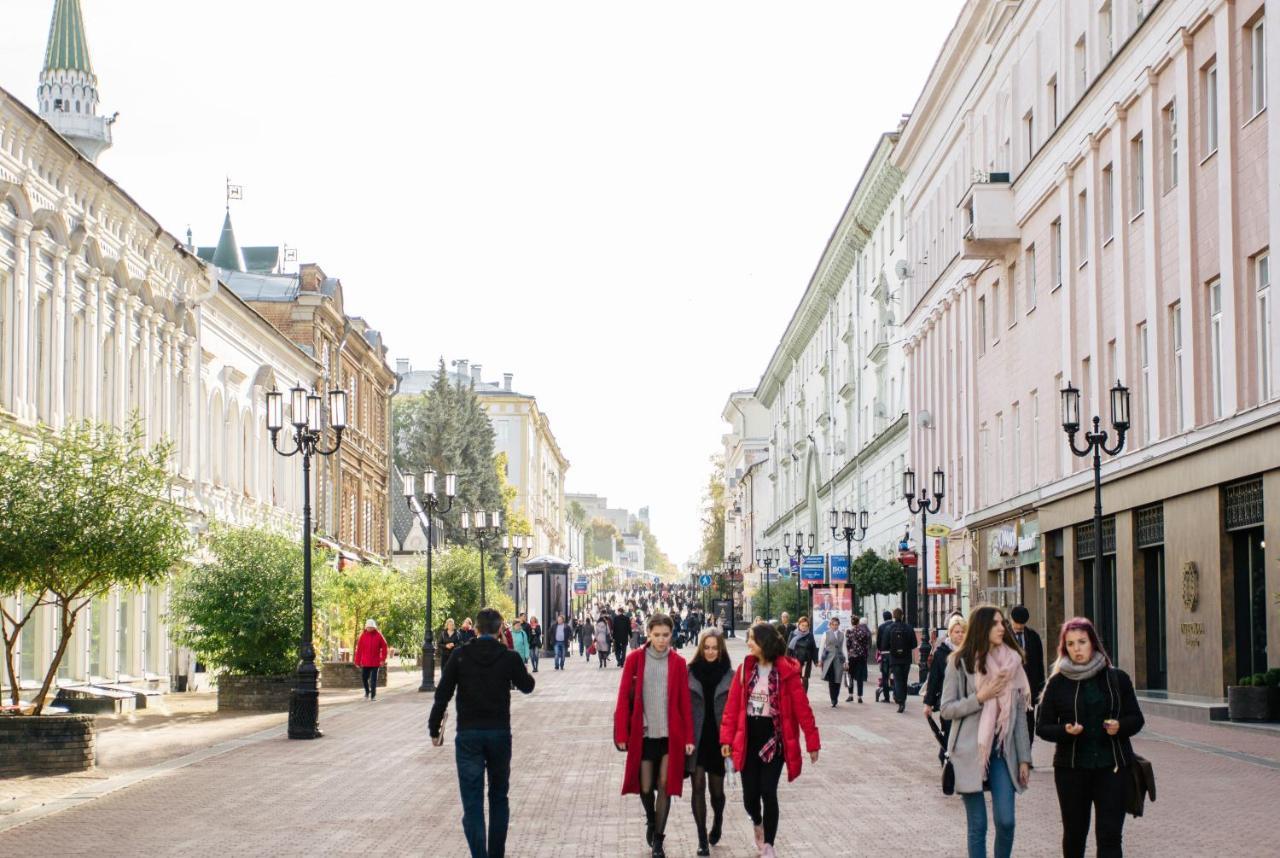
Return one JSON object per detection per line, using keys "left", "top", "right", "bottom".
{"left": 353, "top": 619, "right": 388, "bottom": 701}
{"left": 719, "top": 622, "right": 820, "bottom": 858}
{"left": 613, "top": 612, "right": 693, "bottom": 858}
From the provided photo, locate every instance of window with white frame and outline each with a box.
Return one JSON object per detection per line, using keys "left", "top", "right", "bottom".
{"left": 1209, "top": 279, "right": 1223, "bottom": 418}
{"left": 1007, "top": 263, "right": 1017, "bottom": 324}
{"left": 1012, "top": 404, "right": 1021, "bottom": 495}
{"left": 1251, "top": 18, "right": 1267, "bottom": 116}
{"left": 1259, "top": 254, "right": 1272, "bottom": 400}
{"left": 1077, "top": 189, "right": 1089, "bottom": 266}
{"left": 1171, "top": 301, "right": 1185, "bottom": 429}
{"left": 1026, "top": 244, "right": 1037, "bottom": 310}
{"left": 1203, "top": 61, "right": 1219, "bottom": 154}
{"left": 992, "top": 281, "right": 1001, "bottom": 336}
{"left": 996, "top": 413, "right": 1005, "bottom": 500}
{"left": 1131, "top": 133, "right": 1145, "bottom": 213}
{"left": 1101, "top": 2, "right": 1114, "bottom": 62}
{"left": 1024, "top": 110, "right": 1036, "bottom": 161}
{"left": 1102, "top": 163, "right": 1115, "bottom": 241}
{"left": 1048, "top": 76, "right": 1059, "bottom": 128}
{"left": 1162, "top": 100, "right": 1178, "bottom": 192}
{"left": 978, "top": 295, "right": 987, "bottom": 355}
{"left": 1075, "top": 35, "right": 1088, "bottom": 96}
{"left": 1139, "top": 321, "right": 1152, "bottom": 445}
{"left": 1051, "top": 219, "right": 1063, "bottom": 288}
{"left": 1031, "top": 392, "right": 1040, "bottom": 486}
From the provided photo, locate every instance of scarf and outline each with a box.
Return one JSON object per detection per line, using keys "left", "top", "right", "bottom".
{"left": 974, "top": 643, "right": 1031, "bottom": 776}
{"left": 1053, "top": 651, "right": 1107, "bottom": 682}
{"left": 745, "top": 659, "right": 783, "bottom": 763}
{"left": 689, "top": 657, "right": 730, "bottom": 687}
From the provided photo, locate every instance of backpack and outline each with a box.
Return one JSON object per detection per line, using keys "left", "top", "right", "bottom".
{"left": 889, "top": 624, "right": 911, "bottom": 660}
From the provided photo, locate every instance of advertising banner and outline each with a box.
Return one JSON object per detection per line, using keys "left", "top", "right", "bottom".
{"left": 829, "top": 553, "right": 849, "bottom": 584}
{"left": 811, "top": 586, "right": 852, "bottom": 630}
{"left": 801, "top": 555, "right": 826, "bottom": 589}
{"left": 573, "top": 578, "right": 588, "bottom": 595}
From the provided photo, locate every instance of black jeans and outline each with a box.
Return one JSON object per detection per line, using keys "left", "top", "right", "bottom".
{"left": 800, "top": 659, "right": 812, "bottom": 693}
{"left": 878, "top": 658, "right": 892, "bottom": 699}
{"left": 1054, "top": 765, "right": 1128, "bottom": 858}
{"left": 614, "top": 643, "right": 627, "bottom": 666}
{"left": 456, "top": 729, "right": 513, "bottom": 858}
{"left": 827, "top": 679, "right": 841, "bottom": 705}
{"left": 361, "top": 666, "right": 379, "bottom": 698}
{"left": 741, "top": 717, "right": 785, "bottom": 846}
{"left": 890, "top": 663, "right": 910, "bottom": 704}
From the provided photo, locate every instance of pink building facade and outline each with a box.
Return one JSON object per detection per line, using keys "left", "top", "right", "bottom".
{"left": 896, "top": 0, "right": 1278, "bottom": 700}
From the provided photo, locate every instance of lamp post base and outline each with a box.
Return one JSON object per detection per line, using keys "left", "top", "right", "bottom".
{"left": 420, "top": 641, "right": 436, "bottom": 693}
{"left": 287, "top": 661, "right": 322, "bottom": 740}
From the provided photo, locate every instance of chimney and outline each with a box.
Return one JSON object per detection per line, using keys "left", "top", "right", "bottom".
{"left": 455, "top": 359, "right": 468, "bottom": 381}
{"left": 503, "top": 373, "right": 513, "bottom": 391}
{"left": 471, "top": 364, "right": 483, "bottom": 385}
{"left": 395, "top": 358, "right": 411, "bottom": 375}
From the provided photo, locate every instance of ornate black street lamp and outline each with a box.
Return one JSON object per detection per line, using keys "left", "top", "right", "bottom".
{"left": 403, "top": 469, "right": 458, "bottom": 692}
{"left": 505, "top": 533, "right": 533, "bottom": 617}
{"left": 462, "top": 509, "right": 503, "bottom": 606}
{"left": 755, "top": 547, "right": 780, "bottom": 621}
{"left": 903, "top": 467, "right": 945, "bottom": 629}
{"left": 1061, "top": 379, "right": 1130, "bottom": 654}
{"left": 266, "top": 384, "right": 347, "bottom": 740}
{"left": 783, "top": 531, "right": 815, "bottom": 616}
{"left": 724, "top": 550, "right": 741, "bottom": 637}
{"left": 830, "top": 508, "right": 869, "bottom": 611}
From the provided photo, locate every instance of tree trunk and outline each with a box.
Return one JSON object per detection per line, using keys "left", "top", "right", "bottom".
{"left": 32, "top": 602, "right": 78, "bottom": 716}
{"left": 1, "top": 591, "right": 48, "bottom": 706}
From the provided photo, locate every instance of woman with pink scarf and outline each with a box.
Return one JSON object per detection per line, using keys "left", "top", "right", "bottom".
{"left": 940, "top": 605, "right": 1033, "bottom": 858}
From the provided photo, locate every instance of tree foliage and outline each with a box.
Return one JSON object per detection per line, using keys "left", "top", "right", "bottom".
{"left": 587, "top": 518, "right": 620, "bottom": 566}
{"left": 699, "top": 456, "right": 727, "bottom": 571}
{"left": 636, "top": 520, "right": 676, "bottom": 575}
{"left": 430, "top": 546, "right": 515, "bottom": 629}
{"left": 0, "top": 420, "right": 190, "bottom": 713}
{"left": 318, "top": 561, "right": 404, "bottom": 656}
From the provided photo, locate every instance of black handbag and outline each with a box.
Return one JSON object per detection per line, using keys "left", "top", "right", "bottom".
{"left": 942, "top": 757, "right": 956, "bottom": 795}
{"left": 1125, "top": 753, "right": 1156, "bottom": 816}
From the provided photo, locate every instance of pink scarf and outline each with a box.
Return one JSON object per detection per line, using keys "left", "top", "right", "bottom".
{"left": 974, "top": 644, "right": 1031, "bottom": 775}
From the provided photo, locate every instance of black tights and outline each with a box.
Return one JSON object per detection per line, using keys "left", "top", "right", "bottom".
{"left": 690, "top": 766, "right": 725, "bottom": 841}
{"left": 639, "top": 755, "right": 671, "bottom": 840}
{"left": 741, "top": 749, "right": 784, "bottom": 845}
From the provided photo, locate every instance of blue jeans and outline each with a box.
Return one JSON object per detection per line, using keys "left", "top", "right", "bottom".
{"left": 554, "top": 641, "right": 566, "bottom": 669}
{"left": 455, "top": 729, "right": 512, "bottom": 858}
{"left": 529, "top": 646, "right": 539, "bottom": 671}
{"left": 961, "top": 752, "right": 1016, "bottom": 858}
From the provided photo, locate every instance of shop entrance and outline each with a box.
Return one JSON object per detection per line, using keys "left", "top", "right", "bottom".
{"left": 1141, "top": 546, "right": 1167, "bottom": 690}
{"left": 1232, "top": 527, "right": 1267, "bottom": 681}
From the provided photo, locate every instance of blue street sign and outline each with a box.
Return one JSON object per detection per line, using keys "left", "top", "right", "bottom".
{"left": 699, "top": 574, "right": 712, "bottom": 587}
{"left": 801, "top": 555, "right": 826, "bottom": 587}
{"left": 830, "top": 553, "right": 849, "bottom": 583}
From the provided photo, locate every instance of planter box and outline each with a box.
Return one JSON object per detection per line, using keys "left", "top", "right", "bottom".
{"left": 216, "top": 675, "right": 295, "bottom": 712}
{"left": 1227, "top": 686, "right": 1279, "bottom": 722}
{"left": 321, "top": 662, "right": 387, "bottom": 689}
{"left": 0, "top": 714, "right": 96, "bottom": 776}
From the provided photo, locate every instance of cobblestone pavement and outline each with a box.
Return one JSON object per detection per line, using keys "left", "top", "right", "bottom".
{"left": 4, "top": 640, "right": 1279, "bottom": 856}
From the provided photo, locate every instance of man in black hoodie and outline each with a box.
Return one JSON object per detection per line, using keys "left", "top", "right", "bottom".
{"left": 430, "top": 607, "right": 535, "bottom": 858}
{"left": 610, "top": 608, "right": 631, "bottom": 668}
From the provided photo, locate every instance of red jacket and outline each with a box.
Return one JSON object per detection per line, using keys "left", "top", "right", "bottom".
{"left": 353, "top": 629, "right": 388, "bottom": 668}
{"left": 719, "top": 654, "right": 820, "bottom": 783}
{"left": 613, "top": 644, "right": 693, "bottom": 797}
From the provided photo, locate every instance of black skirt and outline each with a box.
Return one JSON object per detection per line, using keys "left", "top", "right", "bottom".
{"left": 696, "top": 716, "right": 725, "bottom": 774}
{"left": 642, "top": 737, "right": 669, "bottom": 762}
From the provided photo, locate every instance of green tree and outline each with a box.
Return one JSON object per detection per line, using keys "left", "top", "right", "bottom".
{"left": 588, "top": 518, "right": 620, "bottom": 566}
{"left": 0, "top": 420, "right": 189, "bottom": 713}
{"left": 432, "top": 546, "right": 515, "bottom": 628}
{"left": 171, "top": 526, "right": 332, "bottom": 679}
{"left": 318, "top": 562, "right": 403, "bottom": 656}
{"left": 637, "top": 520, "right": 676, "bottom": 575}
{"left": 699, "top": 456, "right": 726, "bottom": 571}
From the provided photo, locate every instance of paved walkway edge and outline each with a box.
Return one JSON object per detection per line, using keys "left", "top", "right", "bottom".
{"left": 0, "top": 685, "right": 415, "bottom": 834}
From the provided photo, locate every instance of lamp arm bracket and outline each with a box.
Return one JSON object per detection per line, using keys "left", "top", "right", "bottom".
{"left": 270, "top": 431, "right": 302, "bottom": 458}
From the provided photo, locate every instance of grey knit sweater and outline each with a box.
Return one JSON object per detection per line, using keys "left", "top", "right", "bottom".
{"left": 643, "top": 646, "right": 669, "bottom": 738}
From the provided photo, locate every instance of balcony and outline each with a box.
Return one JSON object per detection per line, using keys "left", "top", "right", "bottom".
{"left": 960, "top": 173, "right": 1018, "bottom": 260}
{"left": 867, "top": 329, "right": 889, "bottom": 364}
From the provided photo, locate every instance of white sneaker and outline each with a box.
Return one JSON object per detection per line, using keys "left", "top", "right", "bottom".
{"left": 760, "top": 845, "right": 777, "bottom": 858}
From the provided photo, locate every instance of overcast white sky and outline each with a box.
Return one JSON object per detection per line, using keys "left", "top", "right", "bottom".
{"left": 1, "top": 0, "right": 964, "bottom": 567}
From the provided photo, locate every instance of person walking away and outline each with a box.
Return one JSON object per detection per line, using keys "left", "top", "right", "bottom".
{"left": 511, "top": 620, "right": 530, "bottom": 666}
{"left": 719, "top": 622, "right": 820, "bottom": 858}
{"left": 429, "top": 607, "right": 535, "bottom": 858}
{"left": 526, "top": 617, "right": 542, "bottom": 673}
{"left": 630, "top": 618, "right": 645, "bottom": 652}
{"left": 353, "top": 619, "right": 388, "bottom": 701}
{"left": 923, "top": 614, "right": 967, "bottom": 762}
{"left": 612, "top": 609, "right": 632, "bottom": 668}
{"left": 687, "top": 629, "right": 733, "bottom": 856}
{"left": 459, "top": 617, "right": 477, "bottom": 645}
{"left": 874, "top": 611, "right": 894, "bottom": 703}
{"left": 440, "top": 618, "right": 462, "bottom": 673}
{"left": 884, "top": 608, "right": 918, "bottom": 713}
{"left": 1009, "top": 605, "right": 1045, "bottom": 744}
{"left": 920, "top": 627, "right": 935, "bottom": 678}
{"left": 595, "top": 616, "right": 612, "bottom": 668}
{"left": 819, "top": 616, "right": 846, "bottom": 707}
{"left": 940, "top": 605, "right": 1033, "bottom": 858}
{"left": 552, "top": 613, "right": 572, "bottom": 670}
{"left": 614, "top": 613, "right": 693, "bottom": 858}
{"left": 577, "top": 615, "right": 593, "bottom": 660}
{"left": 787, "top": 617, "right": 818, "bottom": 693}
{"left": 844, "top": 615, "right": 872, "bottom": 702}
{"left": 1037, "top": 617, "right": 1145, "bottom": 858}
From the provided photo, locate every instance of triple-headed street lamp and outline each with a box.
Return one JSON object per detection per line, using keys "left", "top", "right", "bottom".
{"left": 505, "top": 533, "right": 533, "bottom": 617}
{"left": 1061, "top": 379, "right": 1130, "bottom": 655}
{"left": 903, "top": 467, "right": 945, "bottom": 629}
{"left": 462, "top": 509, "right": 503, "bottom": 606}
{"left": 724, "top": 550, "right": 741, "bottom": 637}
{"left": 755, "top": 547, "right": 780, "bottom": 621}
{"left": 266, "top": 384, "right": 347, "bottom": 740}
{"left": 830, "top": 508, "right": 869, "bottom": 611}
{"left": 403, "top": 469, "right": 458, "bottom": 692}
{"left": 783, "top": 531, "right": 815, "bottom": 616}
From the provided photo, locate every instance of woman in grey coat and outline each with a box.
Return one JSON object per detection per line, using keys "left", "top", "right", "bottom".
{"left": 940, "top": 605, "right": 1032, "bottom": 858}
{"left": 819, "top": 616, "right": 847, "bottom": 708}
{"left": 686, "top": 629, "right": 733, "bottom": 856}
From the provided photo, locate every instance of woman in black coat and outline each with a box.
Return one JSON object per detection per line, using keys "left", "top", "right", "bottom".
{"left": 1036, "top": 617, "right": 1145, "bottom": 858}
{"left": 438, "top": 618, "right": 462, "bottom": 671}
{"left": 922, "top": 614, "right": 965, "bottom": 762}
{"left": 686, "top": 628, "right": 733, "bottom": 857}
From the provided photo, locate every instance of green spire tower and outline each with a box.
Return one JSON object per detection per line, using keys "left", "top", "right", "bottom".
{"left": 38, "top": 0, "right": 113, "bottom": 162}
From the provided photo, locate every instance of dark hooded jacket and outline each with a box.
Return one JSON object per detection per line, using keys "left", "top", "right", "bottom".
{"left": 429, "top": 635, "right": 534, "bottom": 737}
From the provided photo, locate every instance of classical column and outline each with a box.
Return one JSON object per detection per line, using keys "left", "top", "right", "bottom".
{"left": 115, "top": 292, "right": 130, "bottom": 425}
{"left": 85, "top": 272, "right": 103, "bottom": 421}
{"left": 140, "top": 306, "right": 155, "bottom": 443}
{"left": 1138, "top": 71, "right": 1165, "bottom": 437}
{"left": 12, "top": 220, "right": 32, "bottom": 419}
{"left": 1172, "top": 32, "right": 1199, "bottom": 428}
{"left": 1213, "top": 3, "right": 1241, "bottom": 416}
{"left": 182, "top": 337, "right": 197, "bottom": 479}
{"left": 50, "top": 248, "right": 68, "bottom": 428}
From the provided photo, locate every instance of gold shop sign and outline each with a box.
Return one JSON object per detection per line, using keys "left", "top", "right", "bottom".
{"left": 1180, "top": 621, "right": 1205, "bottom": 648}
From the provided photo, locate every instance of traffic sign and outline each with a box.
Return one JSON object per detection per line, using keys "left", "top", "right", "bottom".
{"left": 698, "top": 574, "right": 712, "bottom": 587}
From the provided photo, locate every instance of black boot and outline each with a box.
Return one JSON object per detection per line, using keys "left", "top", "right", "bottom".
{"left": 651, "top": 834, "right": 666, "bottom": 858}
{"left": 709, "top": 810, "right": 723, "bottom": 845}
{"left": 645, "top": 813, "right": 655, "bottom": 847}
{"left": 696, "top": 833, "right": 710, "bottom": 856}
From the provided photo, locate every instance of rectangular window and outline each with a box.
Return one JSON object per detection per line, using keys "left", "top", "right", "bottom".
{"left": 1162, "top": 100, "right": 1178, "bottom": 192}
{"left": 1012, "top": 404, "right": 1021, "bottom": 495}
{"left": 1102, "top": 163, "right": 1115, "bottom": 240}
{"left": 1006, "top": 263, "right": 1017, "bottom": 324}
{"left": 1131, "top": 133, "right": 1145, "bottom": 213}
{"left": 1048, "top": 76, "right": 1059, "bottom": 128}
{"left": 1075, "top": 35, "right": 1088, "bottom": 95}
{"left": 1209, "top": 279, "right": 1223, "bottom": 418}
{"left": 1171, "top": 302, "right": 1185, "bottom": 429}
{"left": 996, "top": 413, "right": 1005, "bottom": 500}
{"left": 1139, "top": 322, "right": 1152, "bottom": 445}
{"left": 1101, "top": 2, "right": 1114, "bottom": 62}
{"left": 978, "top": 295, "right": 988, "bottom": 355}
{"left": 1031, "top": 392, "right": 1040, "bottom": 486}
{"left": 1259, "top": 254, "right": 1272, "bottom": 400}
{"left": 991, "top": 281, "right": 1001, "bottom": 335}
{"left": 1077, "top": 189, "right": 1089, "bottom": 266}
{"left": 1252, "top": 18, "right": 1267, "bottom": 115}
{"left": 1026, "top": 244, "right": 1037, "bottom": 310}
{"left": 1024, "top": 110, "right": 1036, "bottom": 160}
{"left": 1203, "top": 62, "right": 1219, "bottom": 154}
{"left": 1051, "top": 218, "right": 1063, "bottom": 288}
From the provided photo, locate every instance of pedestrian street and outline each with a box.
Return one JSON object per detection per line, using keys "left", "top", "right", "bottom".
{"left": 4, "top": 637, "right": 1278, "bottom": 856}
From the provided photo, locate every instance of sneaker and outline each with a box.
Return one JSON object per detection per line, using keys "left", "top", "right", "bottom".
{"left": 761, "top": 845, "right": 777, "bottom": 858}
{"left": 857, "top": 697, "right": 863, "bottom": 704}
{"left": 846, "top": 695, "right": 854, "bottom": 702}
{"left": 897, "top": 702, "right": 905, "bottom": 713}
